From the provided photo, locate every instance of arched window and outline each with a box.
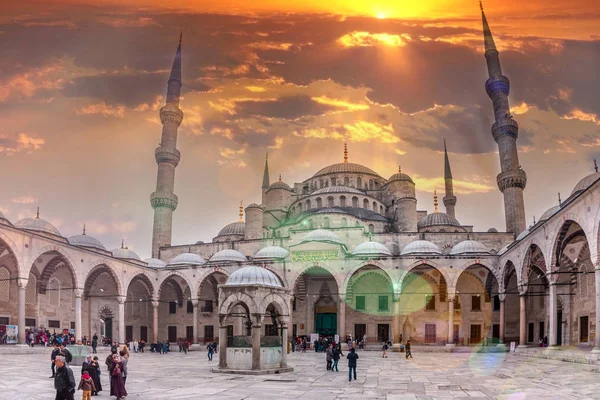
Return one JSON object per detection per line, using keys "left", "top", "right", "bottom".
{"left": 291, "top": 206, "right": 295, "bottom": 215}
{"left": 380, "top": 205, "right": 384, "bottom": 215}
{"left": 327, "top": 196, "right": 334, "bottom": 207}
{"left": 316, "top": 197, "right": 322, "bottom": 208}
{"left": 298, "top": 203, "right": 303, "bottom": 213}
{"left": 26, "top": 273, "right": 37, "bottom": 305}
{"left": 341, "top": 218, "right": 347, "bottom": 227}
{"left": 340, "top": 196, "right": 347, "bottom": 207}
{"left": 368, "top": 224, "right": 375, "bottom": 233}
{"left": 325, "top": 180, "right": 329, "bottom": 187}
{"left": 0, "top": 267, "right": 9, "bottom": 302}
{"left": 306, "top": 199, "right": 311, "bottom": 210}
{"left": 579, "top": 265, "right": 589, "bottom": 300}
{"left": 319, "top": 179, "right": 324, "bottom": 189}
{"left": 369, "top": 179, "right": 374, "bottom": 190}
{"left": 372, "top": 201, "right": 377, "bottom": 212}
{"left": 363, "top": 199, "right": 369, "bottom": 209}
{"left": 352, "top": 196, "right": 359, "bottom": 208}
{"left": 323, "top": 217, "right": 330, "bottom": 228}
{"left": 331, "top": 177, "right": 337, "bottom": 186}
{"left": 357, "top": 177, "right": 362, "bottom": 188}
{"left": 344, "top": 177, "right": 350, "bottom": 186}
{"left": 48, "top": 277, "right": 60, "bottom": 307}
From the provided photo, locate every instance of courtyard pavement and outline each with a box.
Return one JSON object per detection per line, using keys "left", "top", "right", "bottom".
{"left": 2, "top": 348, "right": 599, "bottom": 399}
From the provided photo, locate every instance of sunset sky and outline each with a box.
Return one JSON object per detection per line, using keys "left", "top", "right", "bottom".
{"left": 1, "top": 0, "right": 599, "bottom": 258}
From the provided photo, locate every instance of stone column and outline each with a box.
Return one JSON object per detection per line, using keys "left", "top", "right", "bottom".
{"left": 74, "top": 289, "right": 83, "bottom": 342}
{"left": 281, "top": 324, "right": 288, "bottom": 368}
{"left": 252, "top": 320, "right": 262, "bottom": 370}
{"left": 392, "top": 298, "right": 401, "bottom": 343}
{"left": 117, "top": 296, "right": 125, "bottom": 344}
{"left": 548, "top": 283, "right": 558, "bottom": 347}
{"left": 499, "top": 298, "right": 506, "bottom": 344}
{"left": 17, "top": 279, "right": 27, "bottom": 345}
{"left": 192, "top": 300, "right": 199, "bottom": 345}
{"left": 218, "top": 324, "right": 228, "bottom": 368}
{"left": 519, "top": 294, "right": 527, "bottom": 347}
{"left": 288, "top": 299, "right": 293, "bottom": 342}
{"left": 152, "top": 301, "right": 159, "bottom": 343}
{"left": 446, "top": 297, "right": 455, "bottom": 346}
{"left": 338, "top": 298, "right": 346, "bottom": 339}
{"left": 593, "top": 267, "right": 600, "bottom": 353}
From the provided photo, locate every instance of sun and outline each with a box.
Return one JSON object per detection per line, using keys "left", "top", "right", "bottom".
{"left": 376, "top": 12, "right": 387, "bottom": 19}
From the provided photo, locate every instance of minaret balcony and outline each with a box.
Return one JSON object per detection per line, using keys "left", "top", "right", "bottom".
{"left": 485, "top": 75, "right": 510, "bottom": 97}
{"left": 491, "top": 118, "right": 519, "bottom": 142}
{"left": 496, "top": 169, "right": 527, "bottom": 192}
{"left": 155, "top": 146, "right": 181, "bottom": 166}
{"left": 150, "top": 191, "right": 179, "bottom": 211}
{"left": 159, "top": 105, "right": 184, "bottom": 125}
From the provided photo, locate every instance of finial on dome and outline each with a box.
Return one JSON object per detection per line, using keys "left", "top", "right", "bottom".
{"left": 433, "top": 189, "right": 439, "bottom": 213}
{"left": 479, "top": 0, "right": 483, "bottom": 11}
{"left": 398, "top": 165, "right": 401, "bottom": 173}
{"left": 533, "top": 216, "right": 536, "bottom": 224}
{"left": 83, "top": 224, "right": 86, "bottom": 235}
{"left": 558, "top": 192, "right": 562, "bottom": 206}
{"left": 594, "top": 159, "right": 598, "bottom": 173}
{"left": 179, "top": 30, "right": 183, "bottom": 44}
{"left": 279, "top": 174, "right": 282, "bottom": 182}
{"left": 36, "top": 206, "right": 40, "bottom": 219}
{"left": 343, "top": 143, "right": 348, "bottom": 163}
{"left": 121, "top": 239, "right": 125, "bottom": 249}
{"left": 239, "top": 201, "right": 244, "bottom": 222}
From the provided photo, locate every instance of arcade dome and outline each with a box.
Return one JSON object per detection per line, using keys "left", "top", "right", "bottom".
{"left": 224, "top": 265, "right": 282, "bottom": 287}
{"left": 449, "top": 240, "right": 491, "bottom": 255}
{"left": 144, "top": 258, "right": 167, "bottom": 268}
{"left": 69, "top": 233, "right": 106, "bottom": 251}
{"left": 169, "top": 252, "right": 206, "bottom": 266}
{"left": 301, "top": 229, "right": 344, "bottom": 245}
{"left": 352, "top": 241, "right": 392, "bottom": 257}
{"left": 571, "top": 171, "right": 600, "bottom": 196}
{"left": 254, "top": 246, "right": 289, "bottom": 260}
{"left": 209, "top": 249, "right": 247, "bottom": 263}
{"left": 400, "top": 240, "right": 442, "bottom": 255}
{"left": 15, "top": 215, "right": 62, "bottom": 237}
{"left": 111, "top": 247, "right": 141, "bottom": 261}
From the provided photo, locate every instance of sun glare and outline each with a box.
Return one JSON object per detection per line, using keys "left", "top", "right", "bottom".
{"left": 376, "top": 12, "right": 387, "bottom": 19}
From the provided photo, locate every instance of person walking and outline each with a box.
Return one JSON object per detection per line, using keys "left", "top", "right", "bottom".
{"left": 77, "top": 370, "right": 96, "bottom": 400}
{"left": 108, "top": 353, "right": 127, "bottom": 400}
{"left": 405, "top": 340, "right": 413, "bottom": 359}
{"left": 207, "top": 342, "right": 214, "bottom": 361}
{"left": 119, "top": 350, "right": 128, "bottom": 385}
{"left": 332, "top": 345, "right": 340, "bottom": 372}
{"left": 59, "top": 343, "right": 73, "bottom": 365}
{"left": 54, "top": 355, "right": 76, "bottom": 400}
{"left": 347, "top": 347, "right": 359, "bottom": 382}
{"left": 382, "top": 342, "right": 388, "bottom": 358}
{"left": 326, "top": 344, "right": 333, "bottom": 370}
{"left": 50, "top": 343, "right": 61, "bottom": 378}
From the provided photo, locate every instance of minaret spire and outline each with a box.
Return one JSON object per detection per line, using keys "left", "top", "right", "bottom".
{"left": 261, "top": 151, "right": 270, "bottom": 206}
{"left": 481, "top": 4, "right": 527, "bottom": 235}
{"left": 150, "top": 35, "right": 184, "bottom": 257}
{"left": 443, "top": 139, "right": 457, "bottom": 218}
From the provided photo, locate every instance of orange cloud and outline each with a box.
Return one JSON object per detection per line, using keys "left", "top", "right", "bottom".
{"left": 311, "top": 96, "right": 370, "bottom": 111}
{"left": 562, "top": 109, "right": 599, "bottom": 125}
{"left": 338, "top": 32, "right": 410, "bottom": 47}
{"left": 413, "top": 175, "right": 495, "bottom": 195}
{"left": 11, "top": 195, "right": 37, "bottom": 204}
{"left": 294, "top": 121, "right": 399, "bottom": 144}
{"left": 76, "top": 102, "right": 126, "bottom": 118}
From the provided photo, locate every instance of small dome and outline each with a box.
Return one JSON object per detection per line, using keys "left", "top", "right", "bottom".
{"left": 217, "top": 222, "right": 245, "bottom": 237}
{"left": 417, "top": 212, "right": 461, "bottom": 229}
{"left": 400, "top": 240, "right": 442, "bottom": 255}
{"left": 15, "top": 216, "right": 62, "bottom": 237}
{"left": 209, "top": 249, "right": 247, "bottom": 263}
{"left": 540, "top": 205, "right": 560, "bottom": 221}
{"left": 111, "top": 247, "right": 141, "bottom": 261}
{"left": 388, "top": 170, "right": 414, "bottom": 183}
{"left": 571, "top": 172, "right": 600, "bottom": 196}
{"left": 195, "top": 241, "right": 205, "bottom": 244}
{"left": 245, "top": 203, "right": 262, "bottom": 209}
{"left": 254, "top": 246, "right": 289, "bottom": 260}
{"left": 312, "top": 163, "right": 381, "bottom": 179}
{"left": 516, "top": 229, "right": 530, "bottom": 241}
{"left": 69, "top": 233, "right": 106, "bottom": 251}
{"left": 449, "top": 240, "right": 491, "bottom": 255}
{"left": 269, "top": 180, "right": 292, "bottom": 190}
{"left": 352, "top": 241, "right": 392, "bottom": 257}
{"left": 301, "top": 229, "right": 344, "bottom": 245}
{"left": 169, "top": 252, "right": 206, "bottom": 266}
{"left": 487, "top": 228, "right": 498, "bottom": 233}
{"left": 144, "top": 258, "right": 167, "bottom": 268}
{"left": 312, "top": 186, "right": 364, "bottom": 195}
{"left": 225, "top": 265, "right": 282, "bottom": 287}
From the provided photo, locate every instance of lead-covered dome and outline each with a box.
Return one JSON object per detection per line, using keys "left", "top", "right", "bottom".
{"left": 516, "top": 229, "right": 530, "bottom": 241}
{"left": 209, "top": 249, "right": 247, "bottom": 263}
{"left": 388, "top": 167, "right": 414, "bottom": 183}
{"left": 400, "top": 240, "right": 442, "bottom": 255}
{"left": 571, "top": 171, "right": 600, "bottom": 196}
{"left": 449, "top": 240, "right": 491, "bottom": 255}
{"left": 225, "top": 265, "right": 282, "bottom": 287}
{"left": 352, "top": 241, "right": 392, "bottom": 257}
{"left": 540, "top": 205, "right": 560, "bottom": 221}
{"left": 312, "top": 186, "right": 364, "bottom": 195}
{"left": 144, "top": 258, "right": 167, "bottom": 268}
{"left": 301, "top": 229, "right": 344, "bottom": 245}
{"left": 417, "top": 212, "right": 461, "bottom": 229}
{"left": 15, "top": 216, "right": 62, "bottom": 237}
{"left": 217, "top": 222, "right": 245, "bottom": 237}
{"left": 111, "top": 247, "right": 141, "bottom": 261}
{"left": 169, "top": 252, "right": 206, "bottom": 266}
{"left": 69, "top": 233, "right": 106, "bottom": 251}
{"left": 312, "top": 162, "right": 381, "bottom": 178}
{"left": 269, "top": 180, "right": 292, "bottom": 190}
{"left": 254, "top": 246, "right": 289, "bottom": 260}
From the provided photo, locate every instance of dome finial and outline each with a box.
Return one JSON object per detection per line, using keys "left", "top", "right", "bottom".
{"left": 433, "top": 189, "right": 439, "bottom": 213}
{"left": 36, "top": 206, "right": 40, "bottom": 219}
{"left": 121, "top": 238, "right": 125, "bottom": 249}
{"left": 558, "top": 192, "right": 562, "bottom": 206}
{"left": 594, "top": 159, "right": 598, "bottom": 173}
{"left": 343, "top": 142, "right": 348, "bottom": 163}
{"left": 533, "top": 215, "right": 536, "bottom": 224}
{"left": 279, "top": 174, "right": 282, "bottom": 182}
{"left": 398, "top": 165, "right": 401, "bottom": 173}
{"left": 239, "top": 200, "right": 244, "bottom": 222}
{"left": 82, "top": 224, "right": 86, "bottom": 235}
{"left": 479, "top": 0, "right": 483, "bottom": 11}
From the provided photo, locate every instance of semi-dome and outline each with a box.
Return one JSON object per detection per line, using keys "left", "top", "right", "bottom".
{"left": 144, "top": 258, "right": 167, "bottom": 268}
{"left": 516, "top": 229, "right": 530, "bottom": 241}
{"left": 217, "top": 222, "right": 245, "bottom": 237}
{"left": 417, "top": 212, "right": 461, "bottom": 229}
{"left": 15, "top": 216, "right": 62, "bottom": 237}
{"left": 209, "top": 249, "right": 247, "bottom": 263}
{"left": 352, "top": 241, "right": 392, "bottom": 257}
{"left": 254, "top": 246, "right": 289, "bottom": 260}
{"left": 69, "top": 233, "right": 106, "bottom": 251}
{"left": 400, "top": 240, "right": 442, "bottom": 255}
{"left": 540, "top": 205, "right": 560, "bottom": 221}
{"left": 449, "top": 240, "right": 491, "bottom": 255}
{"left": 312, "top": 162, "right": 381, "bottom": 179}
{"left": 571, "top": 171, "right": 600, "bottom": 196}
{"left": 169, "top": 252, "right": 206, "bottom": 266}
{"left": 225, "top": 265, "right": 282, "bottom": 287}
{"left": 312, "top": 186, "right": 364, "bottom": 195}
{"left": 111, "top": 247, "right": 141, "bottom": 261}
{"left": 301, "top": 229, "right": 344, "bottom": 245}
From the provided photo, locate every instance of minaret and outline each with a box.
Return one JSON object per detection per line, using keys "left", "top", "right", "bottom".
{"left": 442, "top": 139, "right": 457, "bottom": 218}
{"left": 480, "top": 2, "right": 527, "bottom": 235}
{"left": 261, "top": 151, "right": 270, "bottom": 205}
{"left": 150, "top": 34, "right": 183, "bottom": 258}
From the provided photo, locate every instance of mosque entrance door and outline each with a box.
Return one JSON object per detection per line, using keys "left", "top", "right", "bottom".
{"left": 315, "top": 313, "right": 337, "bottom": 336}
{"left": 556, "top": 311, "right": 562, "bottom": 346}
{"left": 104, "top": 318, "right": 113, "bottom": 341}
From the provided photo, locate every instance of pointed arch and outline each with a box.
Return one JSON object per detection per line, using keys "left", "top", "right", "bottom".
{"left": 341, "top": 260, "right": 396, "bottom": 296}
{"left": 83, "top": 263, "right": 123, "bottom": 298}
{"left": 126, "top": 273, "right": 155, "bottom": 299}
{"left": 0, "top": 232, "right": 20, "bottom": 275}
{"left": 36, "top": 251, "right": 79, "bottom": 294}
{"left": 219, "top": 292, "right": 259, "bottom": 316}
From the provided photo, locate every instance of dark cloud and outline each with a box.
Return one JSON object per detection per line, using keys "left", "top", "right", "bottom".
{"left": 234, "top": 95, "right": 336, "bottom": 120}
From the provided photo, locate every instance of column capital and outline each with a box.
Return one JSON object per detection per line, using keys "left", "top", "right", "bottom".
{"left": 151, "top": 300, "right": 160, "bottom": 308}
{"left": 17, "top": 277, "right": 28, "bottom": 289}
{"left": 73, "top": 288, "right": 83, "bottom": 298}
{"left": 117, "top": 296, "right": 126, "bottom": 305}
{"left": 191, "top": 299, "right": 199, "bottom": 307}
{"left": 498, "top": 293, "right": 506, "bottom": 302}
{"left": 252, "top": 324, "right": 262, "bottom": 329}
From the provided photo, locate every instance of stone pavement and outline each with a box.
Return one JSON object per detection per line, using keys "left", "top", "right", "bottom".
{"left": 2, "top": 348, "right": 599, "bottom": 399}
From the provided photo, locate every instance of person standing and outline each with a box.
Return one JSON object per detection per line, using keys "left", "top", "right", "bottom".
{"left": 332, "top": 345, "right": 340, "bottom": 372}
{"left": 91, "top": 334, "right": 97, "bottom": 354}
{"left": 382, "top": 342, "right": 388, "bottom": 358}
{"left": 347, "top": 348, "right": 359, "bottom": 382}
{"left": 87, "top": 356, "right": 102, "bottom": 396}
{"left": 326, "top": 344, "right": 333, "bottom": 370}
{"left": 77, "top": 370, "right": 96, "bottom": 400}
{"left": 207, "top": 342, "right": 214, "bottom": 361}
{"left": 60, "top": 343, "right": 73, "bottom": 365}
{"left": 54, "top": 355, "right": 76, "bottom": 400}
{"left": 119, "top": 350, "right": 128, "bottom": 385}
{"left": 405, "top": 340, "right": 413, "bottom": 359}
{"left": 50, "top": 343, "right": 61, "bottom": 378}
{"left": 133, "top": 339, "right": 138, "bottom": 353}
{"left": 109, "top": 353, "right": 127, "bottom": 400}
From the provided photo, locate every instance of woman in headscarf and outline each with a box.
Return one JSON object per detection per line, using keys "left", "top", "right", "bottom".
{"left": 108, "top": 353, "right": 127, "bottom": 400}
{"left": 86, "top": 355, "right": 102, "bottom": 396}
{"left": 81, "top": 354, "right": 92, "bottom": 374}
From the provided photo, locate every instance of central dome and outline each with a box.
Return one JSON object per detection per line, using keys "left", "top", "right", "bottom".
{"left": 312, "top": 163, "right": 381, "bottom": 179}
{"left": 217, "top": 222, "right": 245, "bottom": 237}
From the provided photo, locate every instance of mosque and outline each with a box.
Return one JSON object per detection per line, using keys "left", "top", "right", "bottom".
{"left": 0, "top": 6, "right": 599, "bottom": 358}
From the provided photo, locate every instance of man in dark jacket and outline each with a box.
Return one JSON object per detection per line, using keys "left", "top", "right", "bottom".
{"left": 59, "top": 343, "right": 72, "bottom": 364}
{"left": 50, "top": 343, "right": 61, "bottom": 378}
{"left": 346, "top": 347, "right": 359, "bottom": 381}
{"left": 405, "top": 340, "right": 413, "bottom": 359}
{"left": 54, "top": 355, "right": 76, "bottom": 400}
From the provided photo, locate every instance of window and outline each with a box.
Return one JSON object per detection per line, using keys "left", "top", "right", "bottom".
{"left": 471, "top": 295, "right": 481, "bottom": 311}
{"left": 316, "top": 198, "right": 322, "bottom": 208}
{"left": 71, "top": 322, "right": 75, "bottom": 329}
{"left": 493, "top": 296, "right": 500, "bottom": 311}
{"left": 372, "top": 201, "right": 377, "bottom": 212}
{"left": 340, "top": 196, "right": 346, "bottom": 207}
{"left": 454, "top": 296, "right": 461, "bottom": 310}
{"left": 292, "top": 297, "right": 296, "bottom": 311}
{"left": 369, "top": 179, "right": 374, "bottom": 189}
{"left": 357, "top": 177, "right": 362, "bottom": 188}
{"left": 380, "top": 205, "right": 384, "bottom": 215}
{"left": 368, "top": 224, "right": 374, "bottom": 233}
{"left": 425, "top": 324, "right": 436, "bottom": 344}
{"left": 470, "top": 324, "right": 482, "bottom": 344}
{"left": 331, "top": 177, "right": 336, "bottom": 186}
{"left": 0, "top": 267, "right": 9, "bottom": 302}
{"left": 169, "top": 301, "right": 177, "bottom": 314}
{"left": 187, "top": 300, "right": 193, "bottom": 314}
{"left": 0, "top": 317, "right": 9, "bottom": 325}
{"left": 439, "top": 278, "right": 447, "bottom": 302}
{"left": 426, "top": 295, "right": 435, "bottom": 310}
{"left": 580, "top": 316, "right": 589, "bottom": 342}
{"left": 378, "top": 296, "right": 389, "bottom": 311}
{"left": 265, "top": 325, "right": 277, "bottom": 336}
{"left": 363, "top": 199, "right": 369, "bottom": 209}
{"left": 25, "top": 318, "right": 36, "bottom": 327}
{"left": 202, "top": 300, "right": 213, "bottom": 312}
{"left": 528, "top": 322, "right": 534, "bottom": 343}
{"left": 352, "top": 197, "right": 359, "bottom": 208}
{"left": 48, "top": 320, "right": 60, "bottom": 328}
{"left": 204, "top": 325, "right": 214, "bottom": 341}
{"left": 306, "top": 199, "right": 311, "bottom": 210}
{"left": 344, "top": 177, "right": 350, "bottom": 186}
{"left": 319, "top": 179, "right": 324, "bottom": 189}
{"left": 356, "top": 296, "right": 366, "bottom": 310}
{"left": 327, "top": 197, "right": 334, "bottom": 207}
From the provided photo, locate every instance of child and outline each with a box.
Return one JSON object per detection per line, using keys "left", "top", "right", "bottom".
{"left": 77, "top": 370, "right": 96, "bottom": 400}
